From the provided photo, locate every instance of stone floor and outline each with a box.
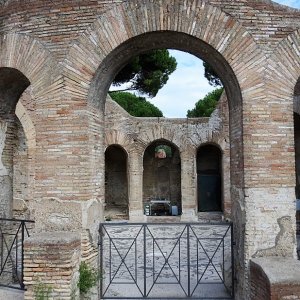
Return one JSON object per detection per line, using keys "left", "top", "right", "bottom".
{"left": 0, "top": 287, "right": 24, "bottom": 300}
{"left": 99, "top": 222, "right": 233, "bottom": 299}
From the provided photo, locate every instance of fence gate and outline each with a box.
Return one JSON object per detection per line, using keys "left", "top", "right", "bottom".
{"left": 0, "top": 218, "right": 34, "bottom": 290}
{"left": 99, "top": 222, "right": 234, "bottom": 299}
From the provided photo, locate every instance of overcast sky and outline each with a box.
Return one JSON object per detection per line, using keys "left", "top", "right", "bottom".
{"left": 112, "top": 0, "right": 300, "bottom": 118}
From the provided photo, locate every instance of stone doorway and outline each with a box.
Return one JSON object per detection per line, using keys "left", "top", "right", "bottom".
{"left": 197, "top": 145, "right": 222, "bottom": 213}
{"left": 0, "top": 67, "right": 30, "bottom": 220}
{"left": 105, "top": 145, "right": 129, "bottom": 220}
{"left": 143, "top": 140, "right": 181, "bottom": 216}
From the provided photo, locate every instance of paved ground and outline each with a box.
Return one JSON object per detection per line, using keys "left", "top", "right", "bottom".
{"left": 99, "top": 221, "right": 233, "bottom": 299}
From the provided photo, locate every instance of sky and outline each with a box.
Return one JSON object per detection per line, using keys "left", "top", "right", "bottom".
{"left": 112, "top": 0, "right": 300, "bottom": 118}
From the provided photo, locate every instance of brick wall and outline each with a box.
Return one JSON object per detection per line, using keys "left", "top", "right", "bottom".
{"left": 105, "top": 145, "right": 128, "bottom": 217}
{"left": 24, "top": 232, "right": 81, "bottom": 300}
{"left": 250, "top": 258, "right": 300, "bottom": 300}
{"left": 250, "top": 260, "right": 271, "bottom": 300}
{"left": 0, "top": 1, "right": 299, "bottom": 298}
{"left": 105, "top": 94, "right": 231, "bottom": 219}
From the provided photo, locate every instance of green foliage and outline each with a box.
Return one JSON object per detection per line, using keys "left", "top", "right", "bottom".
{"left": 34, "top": 282, "right": 52, "bottom": 300}
{"left": 105, "top": 215, "right": 112, "bottom": 221}
{"left": 187, "top": 88, "right": 224, "bottom": 118}
{"left": 110, "top": 91, "right": 163, "bottom": 117}
{"left": 78, "top": 261, "right": 99, "bottom": 294}
{"left": 112, "top": 49, "right": 177, "bottom": 97}
{"left": 203, "top": 61, "right": 223, "bottom": 87}
{"left": 155, "top": 145, "right": 172, "bottom": 157}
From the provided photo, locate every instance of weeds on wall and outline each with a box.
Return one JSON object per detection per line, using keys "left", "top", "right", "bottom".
{"left": 78, "top": 261, "right": 100, "bottom": 294}
{"left": 34, "top": 282, "right": 53, "bottom": 300}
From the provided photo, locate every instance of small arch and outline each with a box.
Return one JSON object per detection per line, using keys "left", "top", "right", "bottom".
{"left": 143, "top": 139, "right": 181, "bottom": 216}
{"left": 197, "top": 144, "right": 222, "bottom": 213}
{"left": 0, "top": 67, "right": 30, "bottom": 219}
{"left": 0, "top": 67, "right": 30, "bottom": 115}
{"left": 104, "top": 144, "right": 129, "bottom": 220}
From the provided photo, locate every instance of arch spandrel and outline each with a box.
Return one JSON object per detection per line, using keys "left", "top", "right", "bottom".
{"left": 0, "top": 33, "right": 58, "bottom": 100}
{"left": 269, "top": 29, "right": 300, "bottom": 100}
{"left": 105, "top": 129, "right": 148, "bottom": 155}
{"left": 63, "top": 0, "right": 264, "bottom": 111}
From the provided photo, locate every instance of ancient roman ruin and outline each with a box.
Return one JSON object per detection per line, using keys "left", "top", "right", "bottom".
{"left": 0, "top": 0, "right": 300, "bottom": 299}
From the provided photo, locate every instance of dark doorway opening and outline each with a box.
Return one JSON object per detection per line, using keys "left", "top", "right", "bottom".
{"left": 197, "top": 145, "right": 222, "bottom": 212}
{"left": 105, "top": 145, "right": 128, "bottom": 220}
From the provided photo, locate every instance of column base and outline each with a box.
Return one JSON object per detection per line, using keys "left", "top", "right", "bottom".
{"left": 129, "top": 209, "right": 145, "bottom": 222}
{"left": 180, "top": 209, "right": 198, "bottom": 222}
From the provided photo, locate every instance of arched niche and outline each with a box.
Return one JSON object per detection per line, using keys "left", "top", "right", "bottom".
{"left": 0, "top": 67, "right": 30, "bottom": 218}
{"left": 0, "top": 67, "right": 30, "bottom": 115}
{"left": 197, "top": 144, "right": 223, "bottom": 213}
{"left": 88, "top": 30, "right": 244, "bottom": 216}
{"left": 104, "top": 144, "right": 129, "bottom": 220}
{"left": 143, "top": 140, "right": 181, "bottom": 216}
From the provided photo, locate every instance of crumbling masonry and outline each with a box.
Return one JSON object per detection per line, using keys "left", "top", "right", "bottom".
{"left": 0, "top": 0, "right": 300, "bottom": 299}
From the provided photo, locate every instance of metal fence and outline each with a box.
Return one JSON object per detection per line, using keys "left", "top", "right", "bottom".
{"left": 0, "top": 218, "right": 34, "bottom": 290}
{"left": 99, "top": 222, "right": 234, "bottom": 299}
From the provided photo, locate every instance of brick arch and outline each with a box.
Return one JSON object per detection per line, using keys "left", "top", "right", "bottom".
{"left": 15, "top": 100, "right": 36, "bottom": 149}
{"left": 269, "top": 29, "right": 300, "bottom": 116}
{"left": 105, "top": 129, "right": 147, "bottom": 155}
{"left": 64, "top": 0, "right": 265, "bottom": 205}
{"left": 105, "top": 130, "right": 132, "bottom": 152}
{"left": 63, "top": 3, "right": 265, "bottom": 296}
{"left": 144, "top": 138, "right": 180, "bottom": 154}
{"left": 267, "top": 29, "right": 300, "bottom": 108}
{"left": 63, "top": 0, "right": 263, "bottom": 111}
{"left": 139, "top": 128, "right": 184, "bottom": 154}
{"left": 262, "top": 28, "right": 300, "bottom": 189}
{"left": 0, "top": 33, "right": 57, "bottom": 100}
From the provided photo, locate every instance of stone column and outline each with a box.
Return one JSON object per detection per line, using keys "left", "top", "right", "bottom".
{"left": 31, "top": 104, "right": 104, "bottom": 242}
{"left": 128, "top": 151, "right": 144, "bottom": 221}
{"left": 180, "top": 149, "right": 198, "bottom": 222}
{"left": 238, "top": 91, "right": 297, "bottom": 299}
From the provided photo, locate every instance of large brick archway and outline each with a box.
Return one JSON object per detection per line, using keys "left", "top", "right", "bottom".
{"left": 64, "top": 3, "right": 261, "bottom": 297}
{"left": 62, "top": 1, "right": 297, "bottom": 297}
{"left": 0, "top": 1, "right": 299, "bottom": 299}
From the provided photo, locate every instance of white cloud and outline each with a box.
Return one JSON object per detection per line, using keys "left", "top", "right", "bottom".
{"left": 273, "top": 0, "right": 300, "bottom": 8}
{"left": 113, "top": 2, "right": 300, "bottom": 118}
{"left": 149, "top": 1, "right": 300, "bottom": 117}
{"left": 149, "top": 50, "right": 215, "bottom": 118}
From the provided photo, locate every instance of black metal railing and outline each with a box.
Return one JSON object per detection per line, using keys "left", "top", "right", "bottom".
{"left": 99, "top": 222, "right": 234, "bottom": 299}
{"left": 0, "top": 218, "right": 34, "bottom": 290}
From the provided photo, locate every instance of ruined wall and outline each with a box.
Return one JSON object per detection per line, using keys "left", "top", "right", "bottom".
{"left": 0, "top": 1, "right": 299, "bottom": 298}
{"left": 143, "top": 142, "right": 182, "bottom": 212}
{"left": 105, "top": 93, "right": 231, "bottom": 219}
{"left": 12, "top": 119, "right": 30, "bottom": 219}
{"left": 250, "top": 258, "right": 300, "bottom": 299}
{"left": 0, "top": 119, "right": 12, "bottom": 218}
{"left": 105, "top": 145, "right": 128, "bottom": 218}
